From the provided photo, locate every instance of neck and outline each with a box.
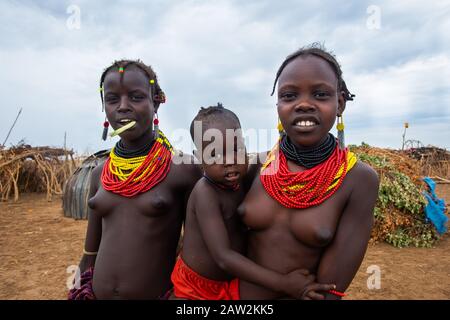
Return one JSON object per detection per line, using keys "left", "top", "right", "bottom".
{"left": 289, "top": 134, "right": 330, "bottom": 151}
{"left": 280, "top": 133, "right": 337, "bottom": 169}
{"left": 119, "top": 130, "right": 155, "bottom": 151}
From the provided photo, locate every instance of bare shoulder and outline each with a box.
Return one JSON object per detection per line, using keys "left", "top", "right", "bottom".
{"left": 351, "top": 160, "right": 379, "bottom": 189}
{"left": 244, "top": 151, "right": 269, "bottom": 188}
{"left": 190, "top": 177, "right": 219, "bottom": 205}
{"left": 170, "top": 151, "right": 202, "bottom": 188}
{"left": 344, "top": 160, "right": 380, "bottom": 218}
{"left": 90, "top": 162, "right": 105, "bottom": 190}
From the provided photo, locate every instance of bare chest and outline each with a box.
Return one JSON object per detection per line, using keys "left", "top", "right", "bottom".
{"left": 88, "top": 182, "right": 176, "bottom": 219}
{"left": 239, "top": 175, "right": 352, "bottom": 248}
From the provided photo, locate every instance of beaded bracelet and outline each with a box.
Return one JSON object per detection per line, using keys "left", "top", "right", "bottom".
{"left": 327, "top": 289, "right": 346, "bottom": 297}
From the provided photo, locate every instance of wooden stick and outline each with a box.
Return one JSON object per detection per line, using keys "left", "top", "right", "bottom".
{"left": 1, "top": 108, "right": 22, "bottom": 147}
{"left": 430, "top": 176, "right": 450, "bottom": 183}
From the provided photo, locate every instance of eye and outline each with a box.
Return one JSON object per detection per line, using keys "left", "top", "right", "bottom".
{"left": 105, "top": 94, "right": 119, "bottom": 103}
{"left": 130, "top": 94, "right": 145, "bottom": 102}
{"left": 279, "top": 92, "right": 297, "bottom": 101}
{"left": 313, "top": 91, "right": 331, "bottom": 99}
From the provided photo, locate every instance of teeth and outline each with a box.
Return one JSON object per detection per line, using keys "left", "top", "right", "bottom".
{"left": 119, "top": 119, "right": 132, "bottom": 123}
{"left": 296, "top": 120, "right": 316, "bottom": 127}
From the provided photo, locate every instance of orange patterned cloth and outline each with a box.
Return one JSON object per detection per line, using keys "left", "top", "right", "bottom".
{"left": 171, "top": 257, "right": 240, "bottom": 300}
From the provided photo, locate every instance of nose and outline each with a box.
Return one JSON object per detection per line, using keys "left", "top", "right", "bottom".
{"left": 224, "top": 152, "right": 237, "bottom": 166}
{"left": 294, "top": 98, "right": 316, "bottom": 113}
{"left": 117, "top": 96, "right": 131, "bottom": 112}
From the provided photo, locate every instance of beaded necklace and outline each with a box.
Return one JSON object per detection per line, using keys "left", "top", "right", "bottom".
{"left": 114, "top": 138, "right": 155, "bottom": 158}
{"left": 260, "top": 138, "right": 356, "bottom": 209}
{"left": 101, "top": 130, "right": 173, "bottom": 197}
{"left": 280, "top": 133, "right": 336, "bottom": 169}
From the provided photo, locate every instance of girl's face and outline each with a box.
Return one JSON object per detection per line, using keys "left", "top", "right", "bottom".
{"left": 103, "top": 67, "right": 156, "bottom": 143}
{"left": 277, "top": 55, "right": 345, "bottom": 148}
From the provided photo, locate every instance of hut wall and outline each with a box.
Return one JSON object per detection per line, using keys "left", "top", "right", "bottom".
{"left": 62, "top": 150, "right": 109, "bottom": 220}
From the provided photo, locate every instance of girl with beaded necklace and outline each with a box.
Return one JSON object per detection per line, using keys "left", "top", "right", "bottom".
{"left": 68, "top": 60, "right": 200, "bottom": 299}
{"left": 237, "top": 44, "right": 380, "bottom": 299}
{"left": 169, "top": 105, "right": 336, "bottom": 300}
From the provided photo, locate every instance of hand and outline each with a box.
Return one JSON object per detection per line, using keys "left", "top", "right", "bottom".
{"left": 302, "top": 283, "right": 337, "bottom": 300}
{"left": 280, "top": 269, "right": 315, "bottom": 299}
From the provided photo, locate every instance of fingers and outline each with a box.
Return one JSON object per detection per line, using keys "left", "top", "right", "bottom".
{"left": 302, "top": 283, "right": 336, "bottom": 300}
{"left": 316, "top": 284, "right": 336, "bottom": 292}
{"left": 306, "top": 291, "right": 325, "bottom": 300}
{"left": 298, "top": 269, "right": 310, "bottom": 276}
{"left": 306, "top": 274, "right": 316, "bottom": 282}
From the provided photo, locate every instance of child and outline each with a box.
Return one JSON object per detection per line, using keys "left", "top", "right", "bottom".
{"left": 239, "top": 44, "right": 380, "bottom": 299}
{"left": 68, "top": 60, "right": 200, "bottom": 299}
{"left": 170, "top": 104, "right": 335, "bottom": 299}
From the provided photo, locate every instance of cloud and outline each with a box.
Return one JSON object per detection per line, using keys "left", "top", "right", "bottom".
{"left": 0, "top": 0, "right": 449, "bottom": 153}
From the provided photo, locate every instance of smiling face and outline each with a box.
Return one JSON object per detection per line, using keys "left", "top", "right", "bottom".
{"left": 277, "top": 55, "right": 346, "bottom": 148}
{"left": 103, "top": 67, "right": 156, "bottom": 145}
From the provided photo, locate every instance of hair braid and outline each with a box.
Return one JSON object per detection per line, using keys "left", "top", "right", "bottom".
{"left": 271, "top": 43, "right": 355, "bottom": 101}
{"left": 99, "top": 59, "right": 166, "bottom": 111}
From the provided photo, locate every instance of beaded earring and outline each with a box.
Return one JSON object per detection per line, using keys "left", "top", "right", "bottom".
{"left": 277, "top": 118, "right": 284, "bottom": 135}
{"left": 153, "top": 113, "right": 159, "bottom": 139}
{"left": 102, "top": 119, "right": 109, "bottom": 141}
{"left": 336, "top": 114, "right": 345, "bottom": 149}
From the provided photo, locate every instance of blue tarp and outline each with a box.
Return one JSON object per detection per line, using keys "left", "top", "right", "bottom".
{"left": 422, "top": 177, "right": 448, "bottom": 235}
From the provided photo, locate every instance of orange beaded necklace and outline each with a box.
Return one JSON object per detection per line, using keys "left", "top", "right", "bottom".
{"left": 101, "top": 130, "right": 173, "bottom": 197}
{"left": 260, "top": 138, "right": 356, "bottom": 209}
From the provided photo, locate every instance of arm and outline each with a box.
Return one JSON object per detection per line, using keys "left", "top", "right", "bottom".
{"left": 177, "top": 160, "right": 202, "bottom": 255}
{"left": 195, "top": 185, "right": 317, "bottom": 299}
{"left": 315, "top": 163, "right": 379, "bottom": 299}
{"left": 78, "top": 164, "right": 103, "bottom": 273}
{"left": 182, "top": 161, "right": 202, "bottom": 213}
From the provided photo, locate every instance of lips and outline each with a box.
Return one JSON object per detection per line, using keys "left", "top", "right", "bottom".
{"left": 224, "top": 171, "right": 240, "bottom": 183}
{"left": 291, "top": 116, "right": 320, "bottom": 131}
{"left": 115, "top": 118, "right": 136, "bottom": 127}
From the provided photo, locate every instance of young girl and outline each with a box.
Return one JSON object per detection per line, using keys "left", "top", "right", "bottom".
{"left": 238, "top": 44, "right": 380, "bottom": 299}
{"left": 69, "top": 60, "right": 200, "bottom": 299}
{"left": 170, "top": 104, "right": 335, "bottom": 300}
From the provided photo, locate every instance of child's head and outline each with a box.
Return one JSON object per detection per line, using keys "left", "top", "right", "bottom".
{"left": 190, "top": 103, "right": 247, "bottom": 188}
{"left": 100, "top": 59, "right": 166, "bottom": 140}
{"left": 272, "top": 43, "right": 354, "bottom": 148}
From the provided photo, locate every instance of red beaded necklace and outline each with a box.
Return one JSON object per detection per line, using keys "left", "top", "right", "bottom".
{"left": 101, "top": 131, "right": 173, "bottom": 197}
{"left": 260, "top": 142, "right": 349, "bottom": 209}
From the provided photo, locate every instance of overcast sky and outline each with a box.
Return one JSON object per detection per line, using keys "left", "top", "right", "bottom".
{"left": 1, "top": 0, "right": 449, "bottom": 154}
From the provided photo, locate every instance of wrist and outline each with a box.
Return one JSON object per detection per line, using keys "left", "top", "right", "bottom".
{"left": 273, "top": 274, "right": 286, "bottom": 293}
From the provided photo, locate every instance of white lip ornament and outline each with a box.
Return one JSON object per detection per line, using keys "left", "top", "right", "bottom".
{"left": 109, "top": 121, "right": 137, "bottom": 137}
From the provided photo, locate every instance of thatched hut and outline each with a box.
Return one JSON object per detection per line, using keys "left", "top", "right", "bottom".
{"left": 62, "top": 149, "right": 110, "bottom": 220}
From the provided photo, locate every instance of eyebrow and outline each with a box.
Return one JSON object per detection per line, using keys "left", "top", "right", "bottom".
{"left": 128, "top": 89, "right": 148, "bottom": 94}
{"left": 104, "top": 86, "right": 149, "bottom": 94}
{"left": 278, "top": 81, "right": 336, "bottom": 91}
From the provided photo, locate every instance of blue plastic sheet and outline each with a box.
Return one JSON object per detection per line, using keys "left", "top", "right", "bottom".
{"left": 422, "top": 177, "right": 448, "bottom": 235}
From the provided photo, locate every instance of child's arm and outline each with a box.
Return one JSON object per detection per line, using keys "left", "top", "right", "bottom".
{"left": 315, "top": 163, "right": 379, "bottom": 299}
{"left": 78, "top": 164, "right": 103, "bottom": 273}
{"left": 195, "top": 185, "right": 333, "bottom": 299}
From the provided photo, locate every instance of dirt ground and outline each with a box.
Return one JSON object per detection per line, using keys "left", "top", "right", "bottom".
{"left": 0, "top": 185, "right": 449, "bottom": 300}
